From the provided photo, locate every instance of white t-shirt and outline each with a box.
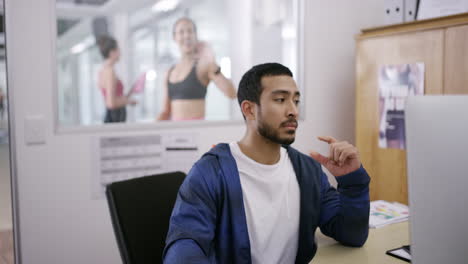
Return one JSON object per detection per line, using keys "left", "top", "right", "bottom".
{"left": 229, "top": 142, "right": 300, "bottom": 264}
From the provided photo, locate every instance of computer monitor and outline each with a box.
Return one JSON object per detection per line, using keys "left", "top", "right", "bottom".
{"left": 406, "top": 95, "right": 468, "bottom": 264}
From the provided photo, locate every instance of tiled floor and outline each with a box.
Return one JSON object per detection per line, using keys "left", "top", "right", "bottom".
{"left": 0, "top": 229, "right": 13, "bottom": 264}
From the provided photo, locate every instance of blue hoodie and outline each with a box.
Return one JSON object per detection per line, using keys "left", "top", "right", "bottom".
{"left": 164, "top": 143, "right": 370, "bottom": 263}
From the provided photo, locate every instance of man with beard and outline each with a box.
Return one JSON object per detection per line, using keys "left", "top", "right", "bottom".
{"left": 164, "top": 63, "right": 370, "bottom": 264}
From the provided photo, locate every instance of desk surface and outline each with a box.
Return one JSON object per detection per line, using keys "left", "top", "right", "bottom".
{"left": 312, "top": 222, "right": 409, "bottom": 264}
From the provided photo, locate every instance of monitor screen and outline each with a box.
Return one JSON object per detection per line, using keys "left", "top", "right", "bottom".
{"left": 405, "top": 95, "right": 468, "bottom": 264}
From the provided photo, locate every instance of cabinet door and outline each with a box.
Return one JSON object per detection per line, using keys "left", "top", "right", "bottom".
{"left": 356, "top": 30, "right": 444, "bottom": 204}
{"left": 445, "top": 25, "right": 468, "bottom": 94}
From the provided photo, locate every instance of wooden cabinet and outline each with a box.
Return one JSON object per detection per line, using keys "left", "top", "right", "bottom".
{"left": 445, "top": 25, "right": 468, "bottom": 94}
{"left": 356, "top": 13, "right": 468, "bottom": 204}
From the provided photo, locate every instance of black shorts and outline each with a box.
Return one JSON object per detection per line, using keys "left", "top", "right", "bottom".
{"left": 104, "top": 107, "right": 126, "bottom": 123}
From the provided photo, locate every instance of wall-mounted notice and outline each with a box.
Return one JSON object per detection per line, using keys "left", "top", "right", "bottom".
{"left": 378, "top": 63, "right": 424, "bottom": 149}
{"left": 92, "top": 133, "right": 198, "bottom": 198}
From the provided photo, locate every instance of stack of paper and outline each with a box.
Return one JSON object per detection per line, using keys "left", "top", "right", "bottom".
{"left": 369, "top": 200, "right": 409, "bottom": 229}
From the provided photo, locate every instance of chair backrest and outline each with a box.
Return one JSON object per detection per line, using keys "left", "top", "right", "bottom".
{"left": 106, "top": 171, "right": 186, "bottom": 264}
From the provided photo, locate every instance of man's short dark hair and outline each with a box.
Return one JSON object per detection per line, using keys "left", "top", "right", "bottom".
{"left": 237, "top": 63, "right": 293, "bottom": 108}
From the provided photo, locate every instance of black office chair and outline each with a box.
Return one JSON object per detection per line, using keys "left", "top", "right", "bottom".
{"left": 106, "top": 171, "right": 186, "bottom": 264}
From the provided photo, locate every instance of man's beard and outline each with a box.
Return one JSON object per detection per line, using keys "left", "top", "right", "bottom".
{"left": 257, "top": 111, "right": 297, "bottom": 145}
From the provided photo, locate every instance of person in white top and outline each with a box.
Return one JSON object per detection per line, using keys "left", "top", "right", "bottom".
{"left": 229, "top": 142, "right": 300, "bottom": 263}
{"left": 164, "top": 63, "right": 371, "bottom": 264}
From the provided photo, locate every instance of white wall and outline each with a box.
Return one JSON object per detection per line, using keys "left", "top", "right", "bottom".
{"left": 6, "top": 0, "right": 383, "bottom": 263}
{"left": 298, "top": 1, "right": 383, "bottom": 150}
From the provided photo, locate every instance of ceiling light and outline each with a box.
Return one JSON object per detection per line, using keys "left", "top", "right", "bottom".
{"left": 151, "top": 0, "right": 180, "bottom": 13}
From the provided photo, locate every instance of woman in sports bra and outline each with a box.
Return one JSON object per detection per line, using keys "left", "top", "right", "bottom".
{"left": 156, "top": 17, "right": 236, "bottom": 121}
{"left": 97, "top": 36, "right": 137, "bottom": 123}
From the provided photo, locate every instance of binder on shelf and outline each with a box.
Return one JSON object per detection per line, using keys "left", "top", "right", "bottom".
{"left": 404, "top": 0, "right": 419, "bottom": 22}
{"left": 384, "top": 0, "right": 405, "bottom": 25}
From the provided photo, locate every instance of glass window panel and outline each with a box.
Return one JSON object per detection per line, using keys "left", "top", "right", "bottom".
{"left": 55, "top": 0, "right": 303, "bottom": 128}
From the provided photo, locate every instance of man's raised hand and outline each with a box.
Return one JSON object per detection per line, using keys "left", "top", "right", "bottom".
{"left": 309, "top": 136, "right": 361, "bottom": 177}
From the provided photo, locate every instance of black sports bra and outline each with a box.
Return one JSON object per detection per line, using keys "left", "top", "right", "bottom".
{"left": 168, "top": 63, "right": 207, "bottom": 100}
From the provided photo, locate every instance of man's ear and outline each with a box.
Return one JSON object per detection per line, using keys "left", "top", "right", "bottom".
{"left": 240, "top": 100, "right": 257, "bottom": 121}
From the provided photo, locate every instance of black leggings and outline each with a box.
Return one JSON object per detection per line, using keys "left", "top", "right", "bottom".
{"left": 0, "top": 102, "right": 4, "bottom": 119}
{"left": 104, "top": 107, "right": 126, "bottom": 123}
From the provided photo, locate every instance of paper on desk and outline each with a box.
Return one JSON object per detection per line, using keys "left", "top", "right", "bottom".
{"left": 369, "top": 200, "right": 409, "bottom": 228}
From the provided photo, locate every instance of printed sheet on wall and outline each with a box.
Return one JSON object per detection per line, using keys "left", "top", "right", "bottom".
{"left": 378, "top": 63, "right": 425, "bottom": 149}
{"left": 91, "top": 133, "right": 199, "bottom": 199}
